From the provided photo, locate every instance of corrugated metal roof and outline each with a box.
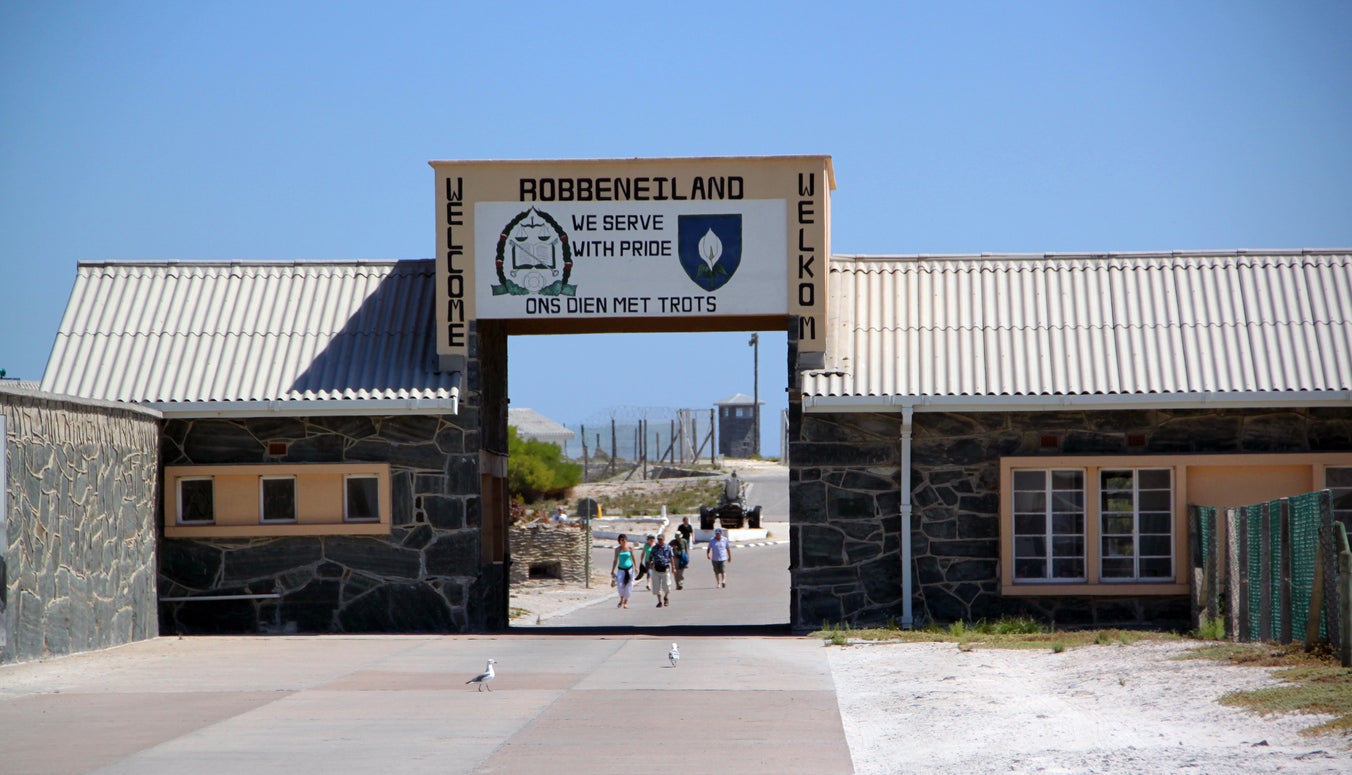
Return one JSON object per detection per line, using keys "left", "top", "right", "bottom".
{"left": 803, "top": 250, "right": 1352, "bottom": 405}
{"left": 714, "top": 393, "right": 757, "bottom": 405}
{"left": 508, "top": 407, "right": 576, "bottom": 442}
{"left": 42, "top": 260, "right": 459, "bottom": 410}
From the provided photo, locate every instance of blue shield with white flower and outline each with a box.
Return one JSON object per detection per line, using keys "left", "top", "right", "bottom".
{"left": 678, "top": 214, "right": 742, "bottom": 292}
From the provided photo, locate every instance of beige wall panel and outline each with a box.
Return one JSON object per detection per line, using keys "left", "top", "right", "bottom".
{"left": 1185, "top": 465, "right": 1313, "bottom": 509}
{"left": 163, "top": 463, "right": 392, "bottom": 537}
{"left": 300, "top": 473, "right": 344, "bottom": 521}
{"left": 214, "top": 474, "right": 262, "bottom": 525}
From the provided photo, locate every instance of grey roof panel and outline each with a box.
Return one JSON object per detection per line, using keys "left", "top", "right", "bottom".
{"left": 42, "top": 260, "right": 458, "bottom": 406}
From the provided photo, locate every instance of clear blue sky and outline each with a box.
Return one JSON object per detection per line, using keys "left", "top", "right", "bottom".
{"left": 3, "top": 1, "right": 1350, "bottom": 456}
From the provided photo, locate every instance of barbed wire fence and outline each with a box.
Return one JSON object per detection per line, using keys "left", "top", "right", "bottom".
{"left": 567, "top": 406, "right": 718, "bottom": 481}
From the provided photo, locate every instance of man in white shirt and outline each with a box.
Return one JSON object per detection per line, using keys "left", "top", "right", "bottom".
{"left": 706, "top": 527, "right": 732, "bottom": 588}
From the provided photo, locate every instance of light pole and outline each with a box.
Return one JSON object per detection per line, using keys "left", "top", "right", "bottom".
{"left": 748, "top": 333, "right": 759, "bottom": 457}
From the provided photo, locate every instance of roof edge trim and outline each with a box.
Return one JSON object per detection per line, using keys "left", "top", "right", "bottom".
{"left": 801, "top": 391, "right": 1352, "bottom": 414}
{"left": 147, "top": 393, "right": 460, "bottom": 419}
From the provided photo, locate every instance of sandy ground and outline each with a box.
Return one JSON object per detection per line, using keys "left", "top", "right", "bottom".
{"left": 830, "top": 639, "right": 1350, "bottom": 775}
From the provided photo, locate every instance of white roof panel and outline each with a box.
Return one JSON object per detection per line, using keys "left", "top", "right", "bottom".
{"left": 804, "top": 251, "right": 1352, "bottom": 405}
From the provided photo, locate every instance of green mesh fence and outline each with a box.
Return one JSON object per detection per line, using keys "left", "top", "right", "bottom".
{"left": 1246, "top": 506, "right": 1263, "bottom": 642}
{"left": 1289, "top": 491, "right": 1325, "bottom": 640}
{"left": 1198, "top": 506, "right": 1215, "bottom": 570}
{"left": 1232, "top": 492, "right": 1335, "bottom": 644}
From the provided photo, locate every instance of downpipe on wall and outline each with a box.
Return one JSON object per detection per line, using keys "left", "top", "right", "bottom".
{"left": 900, "top": 405, "right": 914, "bottom": 629}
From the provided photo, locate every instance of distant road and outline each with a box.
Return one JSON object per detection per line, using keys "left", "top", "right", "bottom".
{"left": 556, "top": 533, "right": 790, "bottom": 628}
{"left": 737, "top": 462, "right": 788, "bottom": 520}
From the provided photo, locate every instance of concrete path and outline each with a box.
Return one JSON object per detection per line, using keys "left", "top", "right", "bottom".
{"left": 0, "top": 632, "right": 855, "bottom": 775}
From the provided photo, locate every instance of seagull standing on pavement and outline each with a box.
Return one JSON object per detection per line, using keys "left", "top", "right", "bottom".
{"left": 466, "top": 659, "right": 496, "bottom": 691}
{"left": 668, "top": 643, "right": 680, "bottom": 667}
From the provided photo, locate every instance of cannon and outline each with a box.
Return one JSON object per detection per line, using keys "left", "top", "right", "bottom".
{"left": 699, "top": 472, "right": 762, "bottom": 530}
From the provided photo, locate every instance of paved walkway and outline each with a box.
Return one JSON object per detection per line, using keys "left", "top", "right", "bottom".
{"left": 0, "top": 633, "right": 855, "bottom": 775}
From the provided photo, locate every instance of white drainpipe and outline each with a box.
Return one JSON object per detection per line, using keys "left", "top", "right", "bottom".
{"left": 900, "top": 405, "right": 914, "bottom": 629}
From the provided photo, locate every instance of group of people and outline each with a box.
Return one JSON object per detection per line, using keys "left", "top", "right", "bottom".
{"left": 610, "top": 516, "right": 733, "bottom": 608}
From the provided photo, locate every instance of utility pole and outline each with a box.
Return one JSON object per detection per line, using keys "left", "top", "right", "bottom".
{"left": 749, "top": 333, "right": 760, "bottom": 457}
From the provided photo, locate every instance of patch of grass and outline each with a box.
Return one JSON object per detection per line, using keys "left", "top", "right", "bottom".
{"left": 1193, "top": 616, "right": 1226, "bottom": 641}
{"left": 812, "top": 616, "right": 1176, "bottom": 651}
{"left": 591, "top": 481, "right": 725, "bottom": 517}
{"left": 1220, "top": 666, "right": 1352, "bottom": 736}
{"left": 1181, "top": 641, "right": 1352, "bottom": 737}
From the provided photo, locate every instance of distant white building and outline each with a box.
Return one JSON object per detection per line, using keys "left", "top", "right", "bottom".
{"left": 509, "top": 407, "right": 576, "bottom": 455}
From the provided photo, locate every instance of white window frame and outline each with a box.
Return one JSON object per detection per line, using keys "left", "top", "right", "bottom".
{"left": 1326, "top": 466, "right": 1352, "bottom": 528}
{"left": 344, "top": 475, "right": 381, "bottom": 523}
{"left": 1011, "top": 469, "right": 1086, "bottom": 583}
{"left": 1098, "top": 468, "right": 1174, "bottom": 583}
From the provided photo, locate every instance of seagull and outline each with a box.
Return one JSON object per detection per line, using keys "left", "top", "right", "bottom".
{"left": 668, "top": 643, "right": 680, "bottom": 667}
{"left": 466, "top": 659, "right": 496, "bottom": 691}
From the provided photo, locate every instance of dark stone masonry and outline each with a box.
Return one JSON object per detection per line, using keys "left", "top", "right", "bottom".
{"left": 158, "top": 412, "right": 500, "bottom": 635}
{"left": 1, "top": 387, "right": 160, "bottom": 664}
{"left": 789, "top": 406, "right": 1352, "bottom": 630}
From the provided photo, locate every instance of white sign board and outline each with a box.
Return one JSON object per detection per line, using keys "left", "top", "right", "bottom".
{"left": 474, "top": 200, "right": 787, "bottom": 319}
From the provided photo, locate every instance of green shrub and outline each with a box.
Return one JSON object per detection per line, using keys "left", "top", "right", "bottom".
{"left": 507, "top": 426, "right": 583, "bottom": 503}
{"left": 1193, "top": 616, "right": 1226, "bottom": 641}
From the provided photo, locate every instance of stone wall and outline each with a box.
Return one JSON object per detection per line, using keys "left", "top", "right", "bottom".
{"left": 790, "top": 406, "right": 1352, "bottom": 630}
{"left": 508, "top": 524, "right": 589, "bottom": 584}
{"left": 1, "top": 386, "right": 160, "bottom": 664}
{"left": 158, "top": 412, "right": 489, "bottom": 634}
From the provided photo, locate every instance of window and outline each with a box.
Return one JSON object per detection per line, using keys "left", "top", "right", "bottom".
{"left": 178, "top": 478, "right": 215, "bottom": 524}
{"left": 1003, "top": 453, "right": 1352, "bottom": 596}
{"left": 1012, "top": 470, "right": 1085, "bottom": 581}
{"left": 1328, "top": 467, "right": 1352, "bottom": 528}
{"left": 1099, "top": 469, "right": 1173, "bottom": 581}
{"left": 260, "top": 477, "right": 297, "bottom": 523}
{"left": 345, "top": 476, "right": 380, "bottom": 522}
{"left": 164, "top": 463, "right": 391, "bottom": 537}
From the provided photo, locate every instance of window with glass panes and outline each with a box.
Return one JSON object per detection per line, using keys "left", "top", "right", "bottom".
{"left": 1012, "top": 470, "right": 1085, "bottom": 581}
{"left": 345, "top": 475, "right": 380, "bottom": 522}
{"left": 1327, "top": 467, "right": 1352, "bottom": 529}
{"left": 1099, "top": 469, "right": 1173, "bottom": 581}
{"left": 260, "top": 477, "right": 297, "bottom": 522}
{"left": 178, "top": 478, "right": 214, "bottom": 524}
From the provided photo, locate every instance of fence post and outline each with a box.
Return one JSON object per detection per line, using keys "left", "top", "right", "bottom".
{"left": 1236, "top": 507, "right": 1250, "bottom": 642}
{"left": 1307, "top": 539, "right": 1325, "bottom": 652}
{"left": 1338, "top": 523, "right": 1351, "bottom": 668}
{"left": 1226, "top": 506, "right": 1241, "bottom": 641}
{"left": 1320, "top": 491, "right": 1341, "bottom": 659}
{"left": 1280, "top": 498, "right": 1293, "bottom": 644}
{"left": 581, "top": 424, "right": 589, "bottom": 483}
{"left": 1188, "top": 505, "right": 1202, "bottom": 631}
{"left": 1205, "top": 508, "right": 1220, "bottom": 625}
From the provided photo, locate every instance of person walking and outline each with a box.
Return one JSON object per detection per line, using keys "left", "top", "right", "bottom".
{"left": 669, "top": 531, "right": 690, "bottom": 590}
{"left": 707, "top": 527, "right": 732, "bottom": 588}
{"left": 677, "top": 516, "right": 694, "bottom": 545}
{"left": 648, "top": 534, "right": 675, "bottom": 607}
{"left": 610, "top": 534, "right": 636, "bottom": 608}
{"left": 636, "top": 534, "right": 656, "bottom": 590}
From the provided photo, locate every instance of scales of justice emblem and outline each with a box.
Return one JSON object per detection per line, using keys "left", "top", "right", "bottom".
{"left": 491, "top": 207, "right": 576, "bottom": 297}
{"left": 678, "top": 214, "right": 742, "bottom": 292}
